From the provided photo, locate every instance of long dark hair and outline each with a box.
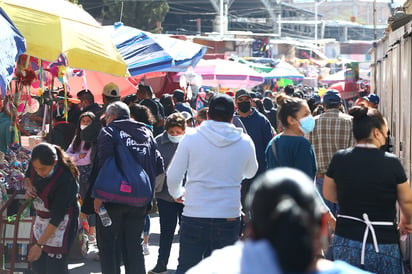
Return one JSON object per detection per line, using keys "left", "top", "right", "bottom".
{"left": 246, "top": 168, "right": 322, "bottom": 272}
{"left": 160, "top": 94, "right": 175, "bottom": 117}
{"left": 72, "top": 112, "right": 95, "bottom": 152}
{"left": 129, "top": 103, "right": 156, "bottom": 126}
{"left": 31, "top": 143, "right": 79, "bottom": 179}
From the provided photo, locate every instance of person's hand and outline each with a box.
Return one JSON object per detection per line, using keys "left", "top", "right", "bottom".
{"left": 174, "top": 196, "right": 185, "bottom": 203}
{"left": 399, "top": 221, "right": 412, "bottom": 235}
{"left": 327, "top": 211, "right": 336, "bottom": 232}
{"left": 174, "top": 189, "right": 185, "bottom": 203}
{"left": 79, "top": 153, "right": 86, "bottom": 159}
{"left": 24, "top": 186, "right": 37, "bottom": 200}
{"left": 94, "top": 198, "right": 103, "bottom": 214}
{"left": 27, "top": 244, "right": 42, "bottom": 262}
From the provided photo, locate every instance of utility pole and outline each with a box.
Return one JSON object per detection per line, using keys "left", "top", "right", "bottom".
{"left": 220, "top": 0, "right": 224, "bottom": 37}
{"left": 315, "top": 0, "right": 326, "bottom": 45}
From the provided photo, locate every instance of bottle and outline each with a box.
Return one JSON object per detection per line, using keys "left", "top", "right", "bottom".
{"left": 98, "top": 207, "right": 112, "bottom": 227}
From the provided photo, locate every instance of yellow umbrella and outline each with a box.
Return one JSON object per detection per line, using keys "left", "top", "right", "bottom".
{"left": 0, "top": 0, "right": 128, "bottom": 77}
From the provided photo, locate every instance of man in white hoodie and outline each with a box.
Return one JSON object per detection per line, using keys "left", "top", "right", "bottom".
{"left": 167, "top": 93, "right": 258, "bottom": 274}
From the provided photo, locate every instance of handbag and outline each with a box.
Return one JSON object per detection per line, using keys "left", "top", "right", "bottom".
{"left": 92, "top": 127, "right": 153, "bottom": 207}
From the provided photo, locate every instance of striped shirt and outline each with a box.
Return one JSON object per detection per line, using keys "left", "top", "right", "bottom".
{"left": 308, "top": 108, "right": 354, "bottom": 174}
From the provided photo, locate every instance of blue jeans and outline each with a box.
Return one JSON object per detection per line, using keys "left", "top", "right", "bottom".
{"left": 157, "top": 199, "right": 184, "bottom": 264}
{"left": 176, "top": 216, "right": 241, "bottom": 274}
{"left": 315, "top": 177, "right": 339, "bottom": 217}
{"left": 143, "top": 215, "right": 150, "bottom": 236}
{"left": 333, "top": 235, "right": 403, "bottom": 273}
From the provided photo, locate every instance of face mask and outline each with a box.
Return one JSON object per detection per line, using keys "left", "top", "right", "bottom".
{"left": 80, "top": 124, "right": 88, "bottom": 130}
{"left": 237, "top": 101, "right": 251, "bottom": 113}
{"left": 298, "top": 115, "right": 315, "bottom": 134}
{"left": 41, "top": 166, "right": 55, "bottom": 179}
{"left": 379, "top": 130, "right": 389, "bottom": 151}
{"left": 168, "top": 134, "right": 183, "bottom": 144}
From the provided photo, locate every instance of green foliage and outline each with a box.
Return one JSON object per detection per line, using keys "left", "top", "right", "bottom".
{"left": 102, "top": 0, "right": 169, "bottom": 31}
{"left": 78, "top": 0, "right": 105, "bottom": 19}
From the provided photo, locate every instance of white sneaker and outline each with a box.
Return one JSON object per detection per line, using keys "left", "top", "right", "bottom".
{"left": 142, "top": 243, "right": 150, "bottom": 256}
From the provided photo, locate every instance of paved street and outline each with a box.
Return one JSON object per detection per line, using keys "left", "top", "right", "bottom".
{"left": 68, "top": 213, "right": 180, "bottom": 274}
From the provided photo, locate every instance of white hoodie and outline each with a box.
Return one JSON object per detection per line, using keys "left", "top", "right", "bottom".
{"left": 167, "top": 120, "right": 258, "bottom": 218}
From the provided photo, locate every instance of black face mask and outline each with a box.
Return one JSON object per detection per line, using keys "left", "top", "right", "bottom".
{"left": 237, "top": 101, "right": 251, "bottom": 113}
{"left": 380, "top": 135, "right": 391, "bottom": 152}
{"left": 378, "top": 129, "right": 391, "bottom": 152}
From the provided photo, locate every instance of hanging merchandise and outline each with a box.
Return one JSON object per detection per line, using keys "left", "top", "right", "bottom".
{"left": 0, "top": 143, "right": 31, "bottom": 192}
{"left": 179, "top": 68, "right": 203, "bottom": 100}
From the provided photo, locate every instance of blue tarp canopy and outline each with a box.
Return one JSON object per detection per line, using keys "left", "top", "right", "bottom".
{"left": 0, "top": 7, "right": 26, "bottom": 97}
{"left": 105, "top": 22, "right": 207, "bottom": 76}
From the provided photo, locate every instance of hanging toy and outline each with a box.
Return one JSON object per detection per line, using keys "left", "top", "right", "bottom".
{"left": 16, "top": 69, "right": 37, "bottom": 86}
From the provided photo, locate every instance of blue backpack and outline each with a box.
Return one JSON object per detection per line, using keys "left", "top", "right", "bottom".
{"left": 92, "top": 127, "right": 153, "bottom": 207}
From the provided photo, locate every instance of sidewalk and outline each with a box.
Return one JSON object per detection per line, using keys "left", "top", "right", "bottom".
{"left": 68, "top": 214, "right": 180, "bottom": 274}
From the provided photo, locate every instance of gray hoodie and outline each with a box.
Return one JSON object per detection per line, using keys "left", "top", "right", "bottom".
{"left": 167, "top": 120, "right": 258, "bottom": 218}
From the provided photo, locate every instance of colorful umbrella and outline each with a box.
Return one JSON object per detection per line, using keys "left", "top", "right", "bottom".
{"left": 61, "top": 71, "right": 167, "bottom": 104}
{"left": 262, "top": 60, "right": 304, "bottom": 79}
{"left": 105, "top": 23, "right": 208, "bottom": 76}
{"left": 327, "top": 81, "right": 359, "bottom": 100}
{"left": 174, "top": 59, "right": 265, "bottom": 89}
{"left": 0, "top": 6, "right": 26, "bottom": 97}
{"left": 237, "top": 58, "right": 274, "bottom": 73}
{"left": 321, "top": 69, "right": 370, "bottom": 84}
{"left": 0, "top": 0, "right": 128, "bottom": 77}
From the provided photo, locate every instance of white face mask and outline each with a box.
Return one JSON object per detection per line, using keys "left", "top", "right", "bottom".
{"left": 80, "top": 125, "right": 88, "bottom": 130}
{"left": 168, "top": 134, "right": 184, "bottom": 144}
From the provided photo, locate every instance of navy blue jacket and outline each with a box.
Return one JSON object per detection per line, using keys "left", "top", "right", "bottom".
{"left": 175, "top": 102, "right": 193, "bottom": 116}
{"left": 236, "top": 109, "right": 274, "bottom": 176}
{"left": 97, "top": 119, "right": 164, "bottom": 190}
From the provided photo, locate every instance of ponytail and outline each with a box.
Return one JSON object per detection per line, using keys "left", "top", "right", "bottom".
{"left": 54, "top": 145, "right": 79, "bottom": 179}
{"left": 247, "top": 169, "right": 322, "bottom": 273}
{"left": 265, "top": 196, "right": 314, "bottom": 272}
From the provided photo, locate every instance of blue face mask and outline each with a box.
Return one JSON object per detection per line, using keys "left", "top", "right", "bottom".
{"left": 42, "top": 166, "right": 55, "bottom": 179}
{"left": 168, "top": 134, "right": 183, "bottom": 144}
{"left": 298, "top": 115, "right": 315, "bottom": 134}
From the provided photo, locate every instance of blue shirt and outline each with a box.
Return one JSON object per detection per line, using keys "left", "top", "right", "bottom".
{"left": 266, "top": 134, "right": 317, "bottom": 180}
{"left": 175, "top": 102, "right": 194, "bottom": 116}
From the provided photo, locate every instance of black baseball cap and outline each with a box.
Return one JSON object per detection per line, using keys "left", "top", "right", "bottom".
{"left": 235, "top": 89, "right": 251, "bottom": 100}
{"left": 208, "top": 94, "right": 235, "bottom": 117}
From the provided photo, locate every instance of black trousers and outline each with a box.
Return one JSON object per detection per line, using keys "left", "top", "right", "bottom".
{"left": 32, "top": 252, "right": 69, "bottom": 274}
{"left": 96, "top": 203, "right": 147, "bottom": 274}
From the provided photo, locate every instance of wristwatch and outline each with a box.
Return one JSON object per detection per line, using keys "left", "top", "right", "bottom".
{"left": 35, "top": 242, "right": 44, "bottom": 249}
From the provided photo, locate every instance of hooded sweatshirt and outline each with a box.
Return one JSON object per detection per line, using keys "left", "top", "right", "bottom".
{"left": 167, "top": 120, "right": 258, "bottom": 218}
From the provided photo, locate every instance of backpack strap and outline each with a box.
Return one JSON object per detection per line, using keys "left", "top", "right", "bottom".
{"left": 271, "top": 139, "right": 282, "bottom": 166}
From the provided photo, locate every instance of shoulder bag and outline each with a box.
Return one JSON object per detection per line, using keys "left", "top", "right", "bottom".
{"left": 92, "top": 127, "right": 152, "bottom": 207}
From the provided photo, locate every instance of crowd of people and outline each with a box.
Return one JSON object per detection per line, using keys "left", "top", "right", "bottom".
{"left": 9, "top": 80, "right": 412, "bottom": 274}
